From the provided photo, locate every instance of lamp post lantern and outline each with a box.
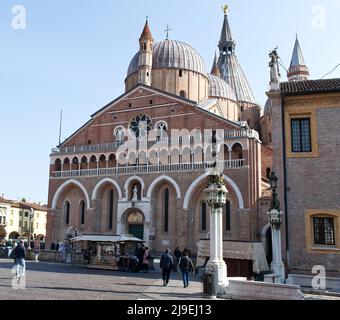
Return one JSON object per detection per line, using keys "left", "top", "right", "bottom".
{"left": 267, "top": 172, "right": 285, "bottom": 283}
{"left": 204, "top": 168, "right": 229, "bottom": 296}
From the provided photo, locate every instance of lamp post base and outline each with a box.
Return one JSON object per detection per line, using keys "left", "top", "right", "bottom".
{"left": 270, "top": 261, "right": 285, "bottom": 284}
{"left": 206, "top": 260, "right": 228, "bottom": 291}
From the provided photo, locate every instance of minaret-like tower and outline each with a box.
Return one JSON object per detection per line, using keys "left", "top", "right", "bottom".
{"left": 287, "top": 35, "right": 310, "bottom": 82}
{"left": 217, "top": 6, "right": 257, "bottom": 107}
{"left": 138, "top": 19, "right": 154, "bottom": 86}
{"left": 211, "top": 52, "right": 221, "bottom": 77}
{"left": 217, "top": 5, "right": 259, "bottom": 130}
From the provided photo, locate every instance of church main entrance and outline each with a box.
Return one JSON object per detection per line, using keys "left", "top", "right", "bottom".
{"left": 127, "top": 211, "right": 144, "bottom": 240}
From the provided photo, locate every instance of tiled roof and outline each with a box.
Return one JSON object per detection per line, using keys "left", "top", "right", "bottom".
{"left": 0, "top": 196, "right": 46, "bottom": 211}
{"left": 280, "top": 78, "right": 340, "bottom": 95}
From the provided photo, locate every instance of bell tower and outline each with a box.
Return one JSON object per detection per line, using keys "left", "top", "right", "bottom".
{"left": 138, "top": 19, "right": 154, "bottom": 86}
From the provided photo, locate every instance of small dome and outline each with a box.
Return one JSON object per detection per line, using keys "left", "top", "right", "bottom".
{"left": 127, "top": 40, "right": 207, "bottom": 77}
{"left": 207, "top": 74, "right": 237, "bottom": 101}
{"left": 264, "top": 99, "right": 272, "bottom": 116}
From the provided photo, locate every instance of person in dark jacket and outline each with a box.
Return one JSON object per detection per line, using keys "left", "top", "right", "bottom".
{"left": 160, "top": 249, "right": 173, "bottom": 287}
{"left": 173, "top": 247, "right": 181, "bottom": 272}
{"left": 179, "top": 252, "right": 195, "bottom": 288}
{"left": 14, "top": 240, "right": 26, "bottom": 280}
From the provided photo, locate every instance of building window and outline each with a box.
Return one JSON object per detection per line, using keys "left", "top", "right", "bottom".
{"left": 313, "top": 217, "right": 335, "bottom": 246}
{"left": 109, "top": 190, "right": 114, "bottom": 230}
{"left": 150, "top": 100, "right": 153, "bottom": 105}
{"left": 179, "top": 70, "right": 183, "bottom": 77}
{"left": 164, "top": 188, "right": 169, "bottom": 232}
{"left": 24, "top": 212, "right": 28, "bottom": 217}
{"left": 291, "top": 118, "right": 312, "bottom": 153}
{"left": 80, "top": 201, "right": 85, "bottom": 225}
{"left": 266, "top": 168, "right": 271, "bottom": 180}
{"left": 225, "top": 200, "right": 231, "bottom": 231}
{"left": 65, "top": 201, "right": 70, "bottom": 225}
{"left": 201, "top": 202, "right": 207, "bottom": 231}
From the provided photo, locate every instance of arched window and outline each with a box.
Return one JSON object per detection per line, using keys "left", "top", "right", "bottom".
{"left": 80, "top": 201, "right": 85, "bottom": 225}
{"left": 225, "top": 200, "right": 231, "bottom": 231}
{"left": 164, "top": 188, "right": 169, "bottom": 232}
{"left": 201, "top": 202, "right": 207, "bottom": 232}
{"left": 87, "top": 139, "right": 92, "bottom": 145}
{"left": 269, "top": 132, "right": 272, "bottom": 143}
{"left": 115, "top": 127, "right": 125, "bottom": 143}
{"left": 55, "top": 158, "right": 62, "bottom": 172}
{"left": 108, "top": 189, "right": 114, "bottom": 230}
{"left": 65, "top": 201, "right": 70, "bottom": 225}
{"left": 156, "top": 122, "right": 167, "bottom": 140}
{"left": 180, "top": 90, "right": 186, "bottom": 98}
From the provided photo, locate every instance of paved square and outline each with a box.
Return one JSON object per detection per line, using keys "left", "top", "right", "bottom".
{"left": 0, "top": 259, "right": 206, "bottom": 300}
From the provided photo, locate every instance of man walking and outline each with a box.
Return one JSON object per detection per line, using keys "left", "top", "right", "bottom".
{"left": 13, "top": 240, "right": 26, "bottom": 280}
{"left": 160, "top": 249, "right": 173, "bottom": 287}
{"left": 179, "top": 252, "right": 195, "bottom": 288}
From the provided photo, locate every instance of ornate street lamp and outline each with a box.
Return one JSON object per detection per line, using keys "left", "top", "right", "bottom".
{"left": 268, "top": 172, "right": 283, "bottom": 229}
{"left": 265, "top": 171, "right": 285, "bottom": 283}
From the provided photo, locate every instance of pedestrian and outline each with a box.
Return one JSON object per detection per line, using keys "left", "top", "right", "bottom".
{"left": 13, "top": 240, "right": 26, "bottom": 281}
{"left": 173, "top": 246, "right": 181, "bottom": 272}
{"left": 179, "top": 252, "right": 195, "bottom": 288}
{"left": 136, "top": 244, "right": 145, "bottom": 272}
{"left": 50, "top": 241, "right": 55, "bottom": 251}
{"left": 9, "top": 242, "right": 18, "bottom": 265}
{"left": 160, "top": 248, "right": 173, "bottom": 287}
{"left": 142, "top": 247, "right": 149, "bottom": 273}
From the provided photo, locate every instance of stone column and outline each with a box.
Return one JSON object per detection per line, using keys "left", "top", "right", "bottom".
{"left": 204, "top": 169, "right": 229, "bottom": 291}
{"left": 207, "top": 204, "right": 228, "bottom": 288}
{"left": 268, "top": 209, "right": 285, "bottom": 284}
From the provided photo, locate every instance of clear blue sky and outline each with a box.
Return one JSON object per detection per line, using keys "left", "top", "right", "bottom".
{"left": 0, "top": 0, "right": 339, "bottom": 204}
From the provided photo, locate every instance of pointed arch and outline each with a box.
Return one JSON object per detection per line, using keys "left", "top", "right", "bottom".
{"left": 183, "top": 172, "right": 244, "bottom": 210}
{"left": 52, "top": 179, "right": 90, "bottom": 209}
{"left": 147, "top": 175, "right": 181, "bottom": 199}
{"left": 124, "top": 176, "right": 145, "bottom": 198}
{"left": 92, "top": 178, "right": 123, "bottom": 200}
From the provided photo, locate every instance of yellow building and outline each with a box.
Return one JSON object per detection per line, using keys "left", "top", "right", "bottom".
{"left": 0, "top": 196, "right": 47, "bottom": 242}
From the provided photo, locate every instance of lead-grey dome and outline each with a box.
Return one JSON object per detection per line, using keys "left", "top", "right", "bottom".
{"left": 127, "top": 40, "right": 207, "bottom": 77}
{"left": 207, "top": 74, "right": 237, "bottom": 101}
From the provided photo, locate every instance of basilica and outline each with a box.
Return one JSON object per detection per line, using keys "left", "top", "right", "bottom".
{"left": 47, "top": 8, "right": 311, "bottom": 277}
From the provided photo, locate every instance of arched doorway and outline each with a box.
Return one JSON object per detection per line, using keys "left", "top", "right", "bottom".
{"left": 9, "top": 231, "right": 20, "bottom": 240}
{"left": 126, "top": 211, "right": 144, "bottom": 240}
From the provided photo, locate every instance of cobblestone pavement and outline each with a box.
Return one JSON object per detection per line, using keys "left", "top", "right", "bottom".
{"left": 0, "top": 259, "right": 207, "bottom": 300}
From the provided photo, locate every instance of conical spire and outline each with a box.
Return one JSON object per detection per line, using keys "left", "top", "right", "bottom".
{"left": 290, "top": 35, "right": 306, "bottom": 68}
{"left": 287, "top": 35, "right": 310, "bottom": 81}
{"left": 139, "top": 19, "right": 153, "bottom": 41}
{"left": 217, "top": 6, "right": 257, "bottom": 105}
{"left": 211, "top": 53, "right": 221, "bottom": 77}
{"left": 218, "top": 7, "right": 235, "bottom": 55}
{"left": 219, "top": 11, "right": 233, "bottom": 43}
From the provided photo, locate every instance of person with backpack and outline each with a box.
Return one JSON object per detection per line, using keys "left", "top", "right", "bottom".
{"left": 160, "top": 248, "right": 173, "bottom": 287}
{"left": 179, "top": 251, "right": 195, "bottom": 288}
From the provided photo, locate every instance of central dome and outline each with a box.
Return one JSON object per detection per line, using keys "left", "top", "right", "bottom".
{"left": 127, "top": 40, "right": 207, "bottom": 76}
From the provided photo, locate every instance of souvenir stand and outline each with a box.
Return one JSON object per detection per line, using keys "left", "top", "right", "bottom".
{"left": 70, "top": 234, "right": 144, "bottom": 270}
